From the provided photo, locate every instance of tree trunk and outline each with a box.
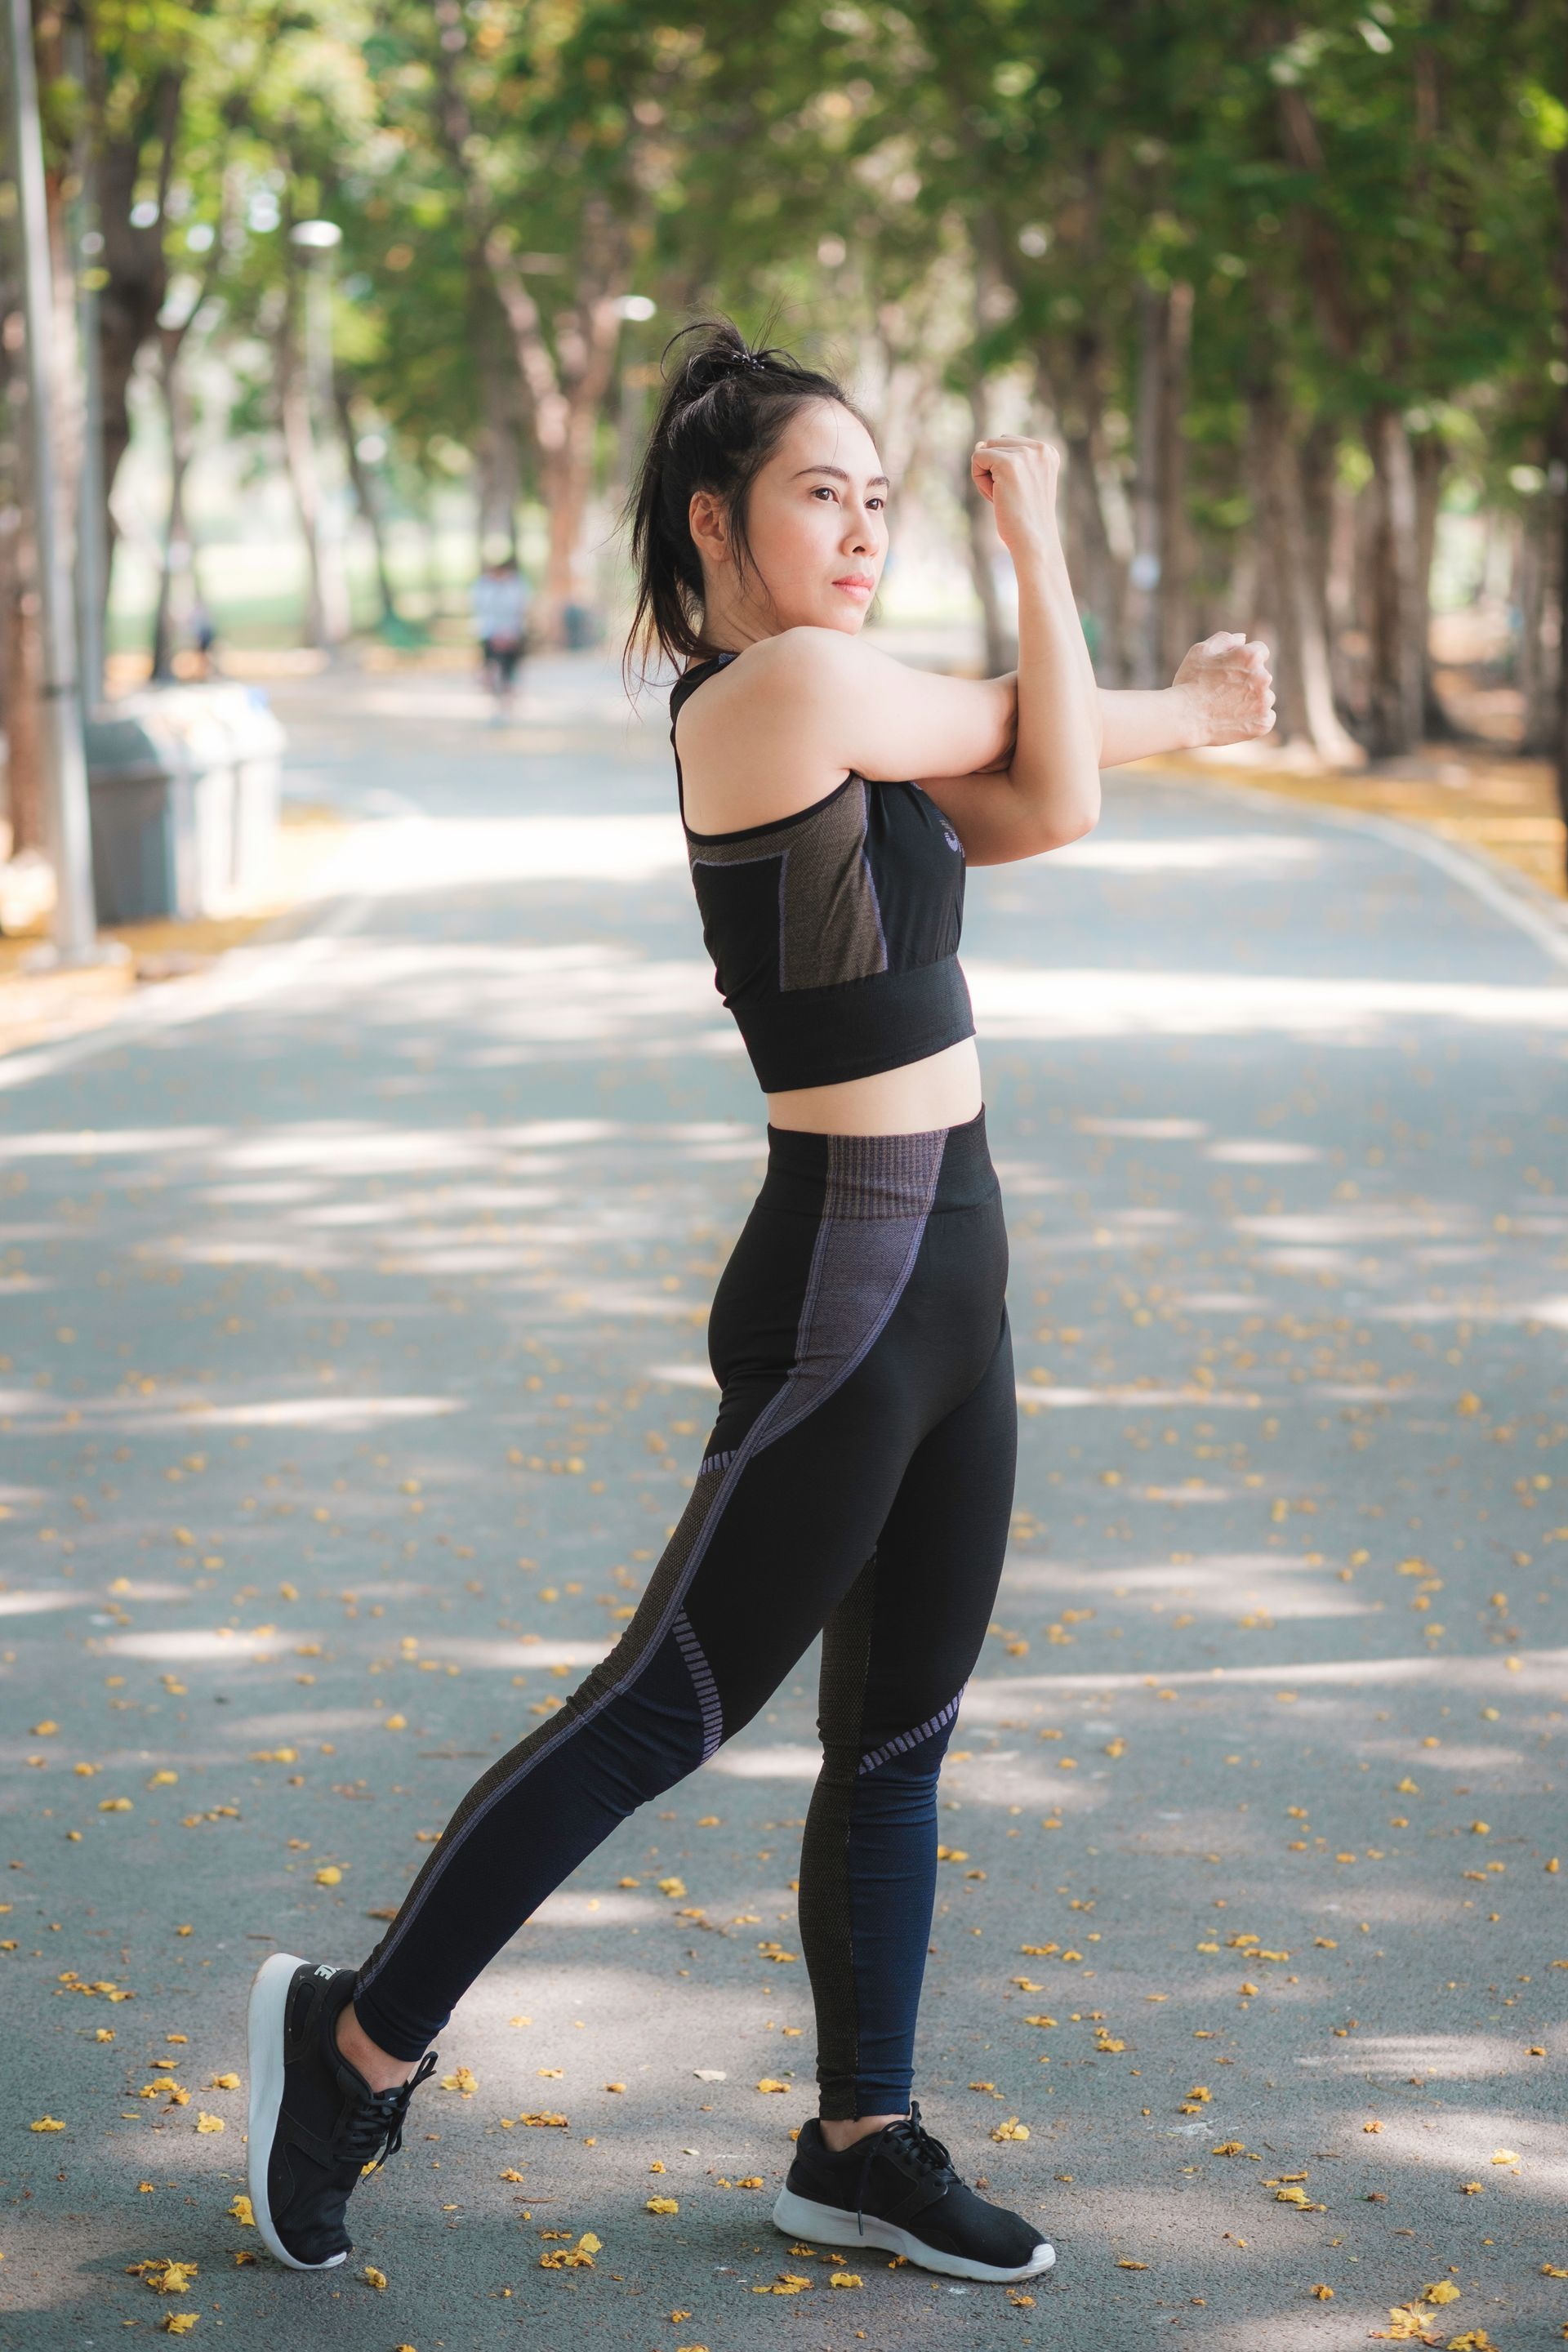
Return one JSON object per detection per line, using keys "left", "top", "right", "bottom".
{"left": 486, "top": 256, "right": 624, "bottom": 643}
{"left": 1517, "top": 499, "right": 1560, "bottom": 755}
{"left": 1049, "top": 331, "right": 1126, "bottom": 684}
{"left": 1249, "top": 385, "right": 1365, "bottom": 766}
{"left": 1324, "top": 442, "right": 1360, "bottom": 716}
{"left": 1549, "top": 121, "right": 1568, "bottom": 874}
{"left": 95, "top": 65, "right": 182, "bottom": 615}
{"left": 1157, "top": 280, "right": 1194, "bottom": 679}
{"left": 1125, "top": 281, "right": 1164, "bottom": 688}
{"left": 149, "top": 346, "right": 192, "bottom": 679}
{"left": 1413, "top": 430, "right": 1454, "bottom": 737}
{"left": 334, "top": 376, "right": 398, "bottom": 627}
{"left": 471, "top": 264, "right": 521, "bottom": 559}
{"left": 0, "top": 509, "right": 45, "bottom": 856}
{"left": 1362, "top": 405, "right": 1425, "bottom": 756}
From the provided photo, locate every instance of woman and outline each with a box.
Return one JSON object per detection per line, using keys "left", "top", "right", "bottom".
{"left": 247, "top": 319, "right": 1273, "bottom": 2287}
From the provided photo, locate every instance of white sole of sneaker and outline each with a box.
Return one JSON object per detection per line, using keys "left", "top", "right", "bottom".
{"left": 247, "top": 1949, "right": 348, "bottom": 2271}
{"left": 771, "top": 2184, "right": 1056, "bottom": 2283}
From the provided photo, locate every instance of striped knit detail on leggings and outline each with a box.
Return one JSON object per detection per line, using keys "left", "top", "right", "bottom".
{"left": 674, "top": 1606, "right": 724, "bottom": 1759}
{"left": 858, "top": 1683, "right": 965, "bottom": 1776}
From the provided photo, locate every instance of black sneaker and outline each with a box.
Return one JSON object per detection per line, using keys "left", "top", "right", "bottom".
{"left": 773, "top": 2098, "right": 1055, "bottom": 2283}
{"left": 246, "top": 1952, "right": 437, "bottom": 2270}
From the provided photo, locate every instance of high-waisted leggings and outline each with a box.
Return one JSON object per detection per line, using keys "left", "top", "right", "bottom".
{"left": 351, "top": 1105, "right": 1015, "bottom": 2120}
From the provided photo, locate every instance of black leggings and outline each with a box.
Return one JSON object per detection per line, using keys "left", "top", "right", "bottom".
{"left": 352, "top": 1106, "right": 1015, "bottom": 2120}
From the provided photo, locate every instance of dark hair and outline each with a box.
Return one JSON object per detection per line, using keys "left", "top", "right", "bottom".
{"left": 621, "top": 315, "right": 868, "bottom": 684}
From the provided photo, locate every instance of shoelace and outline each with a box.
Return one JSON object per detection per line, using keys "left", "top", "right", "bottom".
{"left": 851, "top": 2096, "right": 956, "bottom": 2238}
{"left": 343, "top": 2047, "right": 439, "bottom": 2175}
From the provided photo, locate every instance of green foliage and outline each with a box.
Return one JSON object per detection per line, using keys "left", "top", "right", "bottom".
{"left": 69, "top": 0, "right": 1568, "bottom": 598}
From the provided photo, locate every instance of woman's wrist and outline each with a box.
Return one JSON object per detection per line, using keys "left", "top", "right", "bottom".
{"left": 1169, "top": 681, "right": 1207, "bottom": 751}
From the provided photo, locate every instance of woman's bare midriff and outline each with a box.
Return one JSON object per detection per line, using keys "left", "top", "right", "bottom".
{"left": 764, "top": 1036, "right": 984, "bottom": 1136}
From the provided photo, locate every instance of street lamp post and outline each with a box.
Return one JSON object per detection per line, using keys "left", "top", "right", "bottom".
{"left": 287, "top": 218, "right": 350, "bottom": 648}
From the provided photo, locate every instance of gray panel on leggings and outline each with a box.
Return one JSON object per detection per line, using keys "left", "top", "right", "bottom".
{"left": 688, "top": 781, "right": 888, "bottom": 991}
{"left": 757, "top": 1129, "right": 946, "bottom": 1453}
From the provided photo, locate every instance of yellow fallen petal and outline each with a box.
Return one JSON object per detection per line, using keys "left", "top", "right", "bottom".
{"left": 29, "top": 2117, "right": 65, "bottom": 2132}
{"left": 195, "top": 2113, "right": 225, "bottom": 2133}
{"left": 209, "top": 2073, "right": 240, "bottom": 2091}
{"left": 227, "top": 2194, "right": 254, "bottom": 2226}
{"left": 1424, "top": 2278, "right": 1460, "bottom": 2303}
{"left": 314, "top": 1866, "right": 342, "bottom": 1886}
{"left": 828, "top": 2271, "right": 862, "bottom": 2286}
{"left": 645, "top": 2197, "right": 679, "bottom": 2213}
{"left": 363, "top": 2265, "right": 387, "bottom": 2290}
{"left": 163, "top": 2318, "right": 198, "bottom": 2336}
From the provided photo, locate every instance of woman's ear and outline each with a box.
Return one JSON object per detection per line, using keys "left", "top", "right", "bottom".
{"left": 688, "top": 488, "right": 730, "bottom": 570}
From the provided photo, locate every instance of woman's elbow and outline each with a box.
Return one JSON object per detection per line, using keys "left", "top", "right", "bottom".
{"left": 1040, "top": 790, "right": 1101, "bottom": 853}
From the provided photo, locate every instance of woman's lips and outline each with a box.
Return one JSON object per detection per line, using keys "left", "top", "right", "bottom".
{"left": 834, "top": 577, "right": 875, "bottom": 595}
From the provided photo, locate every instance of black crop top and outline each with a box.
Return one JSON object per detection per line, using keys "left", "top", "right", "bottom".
{"left": 669, "top": 650, "right": 976, "bottom": 1093}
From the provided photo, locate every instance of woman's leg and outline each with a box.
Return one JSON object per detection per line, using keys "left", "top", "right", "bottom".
{"left": 800, "top": 1298, "right": 1017, "bottom": 2132}
{"left": 347, "top": 1125, "right": 975, "bottom": 2068}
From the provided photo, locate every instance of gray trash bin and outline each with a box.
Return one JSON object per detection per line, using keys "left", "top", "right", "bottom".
{"left": 85, "top": 684, "right": 286, "bottom": 924}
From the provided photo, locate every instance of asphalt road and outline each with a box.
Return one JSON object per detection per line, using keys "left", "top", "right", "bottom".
{"left": 2, "top": 653, "right": 1566, "bottom": 2352}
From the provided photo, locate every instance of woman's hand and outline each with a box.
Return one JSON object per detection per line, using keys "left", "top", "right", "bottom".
{"left": 1172, "top": 631, "right": 1276, "bottom": 748}
{"left": 970, "top": 436, "right": 1063, "bottom": 557}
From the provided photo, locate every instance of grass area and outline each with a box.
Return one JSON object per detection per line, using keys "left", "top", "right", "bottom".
{"left": 1142, "top": 739, "right": 1566, "bottom": 900}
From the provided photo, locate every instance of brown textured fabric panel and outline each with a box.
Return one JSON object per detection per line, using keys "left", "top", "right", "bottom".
{"left": 688, "top": 779, "right": 887, "bottom": 991}
{"left": 798, "top": 1552, "right": 879, "bottom": 2118}
{"left": 824, "top": 1129, "right": 955, "bottom": 1221}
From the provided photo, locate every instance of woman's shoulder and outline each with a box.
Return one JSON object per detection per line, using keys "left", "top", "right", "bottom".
{"left": 679, "top": 628, "right": 866, "bottom": 728}
{"left": 675, "top": 630, "right": 866, "bottom": 831}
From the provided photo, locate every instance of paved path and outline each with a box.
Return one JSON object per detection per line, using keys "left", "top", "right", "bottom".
{"left": 2, "top": 656, "right": 1566, "bottom": 2351}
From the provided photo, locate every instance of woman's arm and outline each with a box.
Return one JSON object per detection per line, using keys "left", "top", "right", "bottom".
{"left": 949, "top": 632, "right": 1276, "bottom": 776}
{"left": 676, "top": 628, "right": 1018, "bottom": 825}
{"left": 917, "top": 438, "right": 1103, "bottom": 866}
{"left": 1098, "top": 634, "right": 1276, "bottom": 766}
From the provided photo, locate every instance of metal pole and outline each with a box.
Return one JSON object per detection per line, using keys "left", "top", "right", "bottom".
{"left": 3, "top": 0, "right": 99, "bottom": 959}
{"left": 308, "top": 253, "right": 350, "bottom": 643}
{"left": 67, "top": 8, "right": 106, "bottom": 717}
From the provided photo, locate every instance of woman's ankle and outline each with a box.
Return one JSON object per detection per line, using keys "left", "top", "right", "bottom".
{"left": 334, "top": 1997, "right": 420, "bottom": 2093}
{"left": 819, "top": 2108, "right": 906, "bottom": 2153}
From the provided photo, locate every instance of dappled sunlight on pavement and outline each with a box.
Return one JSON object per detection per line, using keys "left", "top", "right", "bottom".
{"left": 1, "top": 664, "right": 1564, "bottom": 2345}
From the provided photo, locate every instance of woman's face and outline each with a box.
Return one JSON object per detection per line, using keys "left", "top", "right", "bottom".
{"left": 690, "top": 398, "right": 889, "bottom": 638}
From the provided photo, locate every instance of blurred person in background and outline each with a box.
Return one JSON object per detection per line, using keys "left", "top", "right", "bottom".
{"left": 471, "top": 550, "right": 531, "bottom": 719}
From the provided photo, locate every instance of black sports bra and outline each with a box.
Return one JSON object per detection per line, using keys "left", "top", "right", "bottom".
{"left": 669, "top": 651, "right": 976, "bottom": 1094}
